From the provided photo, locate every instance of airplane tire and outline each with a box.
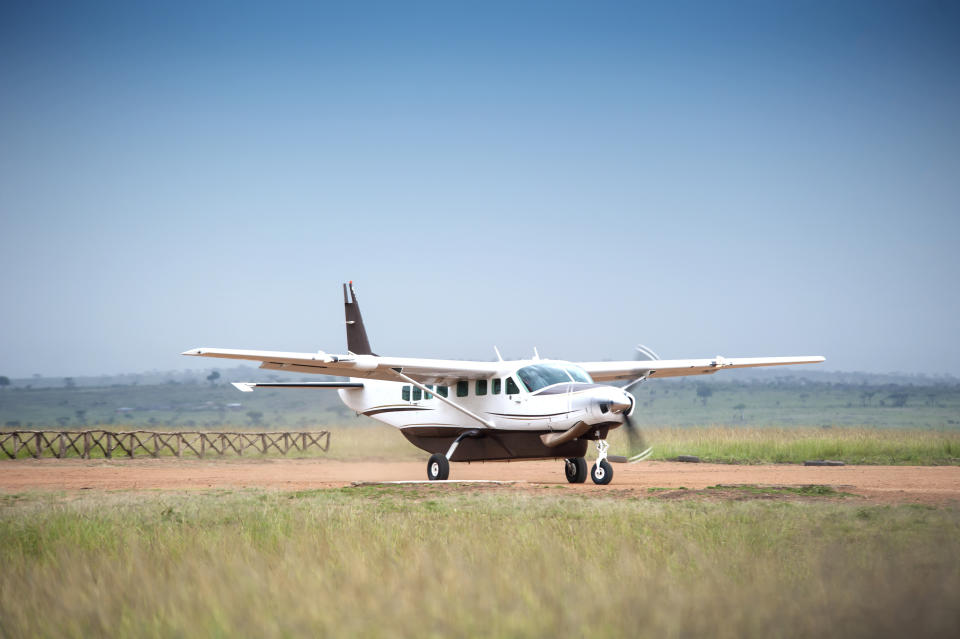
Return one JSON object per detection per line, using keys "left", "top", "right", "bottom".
{"left": 564, "top": 457, "right": 588, "bottom": 483}
{"left": 591, "top": 459, "right": 613, "bottom": 485}
{"left": 427, "top": 454, "right": 449, "bottom": 481}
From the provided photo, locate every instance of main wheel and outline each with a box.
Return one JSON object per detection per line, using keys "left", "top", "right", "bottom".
{"left": 427, "top": 454, "right": 450, "bottom": 481}
{"left": 591, "top": 459, "right": 613, "bottom": 485}
{"left": 564, "top": 457, "right": 588, "bottom": 483}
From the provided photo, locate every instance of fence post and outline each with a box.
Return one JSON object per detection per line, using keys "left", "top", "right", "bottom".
{"left": 33, "top": 432, "right": 42, "bottom": 459}
{"left": 83, "top": 432, "right": 90, "bottom": 459}
{"left": 200, "top": 434, "right": 206, "bottom": 458}
{"left": 105, "top": 432, "right": 112, "bottom": 459}
{"left": 57, "top": 432, "right": 65, "bottom": 459}
{"left": 176, "top": 433, "right": 182, "bottom": 457}
{"left": 283, "top": 432, "right": 289, "bottom": 455}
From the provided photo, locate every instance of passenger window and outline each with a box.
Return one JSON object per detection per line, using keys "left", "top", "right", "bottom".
{"left": 425, "top": 384, "right": 433, "bottom": 400}
{"left": 413, "top": 387, "right": 422, "bottom": 401}
{"left": 476, "top": 380, "right": 487, "bottom": 396}
{"left": 456, "top": 380, "right": 468, "bottom": 397}
{"left": 437, "top": 385, "right": 449, "bottom": 397}
{"left": 506, "top": 377, "right": 520, "bottom": 395}
{"left": 492, "top": 378, "right": 502, "bottom": 395}
{"left": 402, "top": 385, "right": 410, "bottom": 401}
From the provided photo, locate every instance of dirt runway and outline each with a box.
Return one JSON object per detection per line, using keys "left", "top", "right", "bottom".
{"left": 2, "top": 458, "right": 958, "bottom": 504}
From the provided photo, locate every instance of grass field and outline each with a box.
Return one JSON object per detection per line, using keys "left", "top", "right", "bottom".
{"left": 1, "top": 489, "right": 958, "bottom": 638}
{"left": 4, "top": 424, "right": 960, "bottom": 465}
{"left": 3, "top": 377, "right": 959, "bottom": 431}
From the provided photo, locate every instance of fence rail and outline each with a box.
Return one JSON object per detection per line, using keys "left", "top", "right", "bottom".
{"left": 0, "top": 430, "right": 331, "bottom": 460}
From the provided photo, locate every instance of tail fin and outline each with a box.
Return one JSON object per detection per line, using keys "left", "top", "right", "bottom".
{"left": 343, "top": 281, "right": 375, "bottom": 355}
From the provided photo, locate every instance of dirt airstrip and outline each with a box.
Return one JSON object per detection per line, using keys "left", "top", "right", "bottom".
{"left": 1, "top": 458, "right": 958, "bottom": 505}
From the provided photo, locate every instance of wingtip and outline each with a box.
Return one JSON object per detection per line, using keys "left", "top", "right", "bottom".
{"left": 182, "top": 348, "right": 203, "bottom": 356}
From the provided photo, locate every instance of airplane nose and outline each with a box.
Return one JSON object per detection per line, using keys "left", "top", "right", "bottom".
{"left": 598, "top": 389, "right": 633, "bottom": 415}
{"left": 610, "top": 392, "right": 632, "bottom": 414}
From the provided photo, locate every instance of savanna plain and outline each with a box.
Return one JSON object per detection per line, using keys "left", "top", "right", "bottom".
{"left": 1, "top": 376, "right": 959, "bottom": 637}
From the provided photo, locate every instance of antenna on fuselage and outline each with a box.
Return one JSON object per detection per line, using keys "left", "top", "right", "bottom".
{"left": 493, "top": 346, "right": 504, "bottom": 361}
{"left": 532, "top": 347, "right": 540, "bottom": 360}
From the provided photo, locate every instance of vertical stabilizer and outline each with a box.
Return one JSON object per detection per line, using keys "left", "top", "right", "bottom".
{"left": 343, "top": 281, "right": 374, "bottom": 355}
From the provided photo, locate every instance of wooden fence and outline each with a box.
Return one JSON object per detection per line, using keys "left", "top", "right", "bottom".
{"left": 0, "top": 430, "right": 331, "bottom": 460}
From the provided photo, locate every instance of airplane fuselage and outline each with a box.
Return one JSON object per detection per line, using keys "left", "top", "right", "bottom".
{"left": 337, "top": 359, "right": 632, "bottom": 462}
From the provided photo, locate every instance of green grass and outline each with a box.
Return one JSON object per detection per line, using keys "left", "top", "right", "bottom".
{"left": 0, "top": 489, "right": 958, "bottom": 638}
{"left": 616, "top": 426, "right": 960, "bottom": 465}
{"left": 706, "top": 484, "right": 855, "bottom": 497}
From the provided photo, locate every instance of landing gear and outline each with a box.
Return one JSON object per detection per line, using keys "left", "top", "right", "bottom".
{"left": 564, "top": 457, "right": 588, "bottom": 483}
{"left": 591, "top": 459, "right": 613, "bottom": 485}
{"left": 427, "top": 453, "right": 449, "bottom": 481}
{"left": 591, "top": 439, "right": 614, "bottom": 485}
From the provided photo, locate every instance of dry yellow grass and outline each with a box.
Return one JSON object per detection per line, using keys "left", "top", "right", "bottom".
{"left": 1, "top": 489, "right": 958, "bottom": 638}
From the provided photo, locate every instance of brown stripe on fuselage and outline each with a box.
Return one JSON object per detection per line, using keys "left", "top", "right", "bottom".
{"left": 362, "top": 406, "right": 433, "bottom": 417}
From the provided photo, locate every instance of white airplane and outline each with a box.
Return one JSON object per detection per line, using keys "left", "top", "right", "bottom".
{"left": 183, "top": 282, "right": 824, "bottom": 485}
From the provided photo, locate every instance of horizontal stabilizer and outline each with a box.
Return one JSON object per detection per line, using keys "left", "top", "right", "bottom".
{"left": 231, "top": 382, "right": 364, "bottom": 393}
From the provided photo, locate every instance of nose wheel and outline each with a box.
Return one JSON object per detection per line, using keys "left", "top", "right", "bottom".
{"left": 591, "top": 439, "right": 614, "bottom": 485}
{"left": 591, "top": 459, "right": 613, "bottom": 484}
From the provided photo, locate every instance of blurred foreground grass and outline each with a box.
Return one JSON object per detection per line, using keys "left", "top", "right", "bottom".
{"left": 1, "top": 489, "right": 958, "bottom": 638}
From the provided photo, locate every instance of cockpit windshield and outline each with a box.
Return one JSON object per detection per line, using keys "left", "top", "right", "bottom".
{"left": 516, "top": 364, "right": 594, "bottom": 393}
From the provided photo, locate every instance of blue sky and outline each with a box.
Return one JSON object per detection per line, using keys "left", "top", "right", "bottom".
{"left": 1, "top": 1, "right": 958, "bottom": 377}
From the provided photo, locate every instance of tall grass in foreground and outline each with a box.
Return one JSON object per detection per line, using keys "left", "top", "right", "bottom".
{"left": 1, "top": 490, "right": 958, "bottom": 638}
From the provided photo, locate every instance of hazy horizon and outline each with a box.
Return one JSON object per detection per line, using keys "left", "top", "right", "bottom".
{"left": 2, "top": 1, "right": 959, "bottom": 378}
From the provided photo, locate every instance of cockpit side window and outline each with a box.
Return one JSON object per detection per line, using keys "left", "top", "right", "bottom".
{"left": 505, "top": 377, "right": 520, "bottom": 395}
{"left": 564, "top": 365, "right": 594, "bottom": 383}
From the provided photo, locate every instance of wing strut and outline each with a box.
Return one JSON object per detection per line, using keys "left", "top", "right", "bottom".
{"left": 391, "top": 368, "right": 495, "bottom": 429}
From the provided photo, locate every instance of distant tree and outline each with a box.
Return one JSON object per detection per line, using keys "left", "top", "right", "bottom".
{"left": 56, "top": 416, "right": 70, "bottom": 427}
{"left": 206, "top": 371, "right": 221, "bottom": 386}
{"left": 859, "top": 390, "right": 877, "bottom": 407}
{"left": 887, "top": 392, "right": 909, "bottom": 408}
{"left": 0, "top": 376, "right": 10, "bottom": 389}
{"left": 246, "top": 410, "right": 264, "bottom": 426}
{"left": 696, "top": 384, "right": 713, "bottom": 406}
{"left": 64, "top": 377, "right": 76, "bottom": 389}
{"left": 75, "top": 409, "right": 87, "bottom": 425}
{"left": 733, "top": 403, "right": 746, "bottom": 421}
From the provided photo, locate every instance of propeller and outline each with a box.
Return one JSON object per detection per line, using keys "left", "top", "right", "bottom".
{"left": 609, "top": 392, "right": 653, "bottom": 464}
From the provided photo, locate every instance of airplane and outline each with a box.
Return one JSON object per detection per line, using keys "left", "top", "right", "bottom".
{"left": 183, "top": 282, "right": 824, "bottom": 485}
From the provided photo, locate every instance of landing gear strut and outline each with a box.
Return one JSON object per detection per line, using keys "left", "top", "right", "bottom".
{"left": 564, "top": 457, "right": 588, "bottom": 483}
{"left": 591, "top": 439, "right": 613, "bottom": 485}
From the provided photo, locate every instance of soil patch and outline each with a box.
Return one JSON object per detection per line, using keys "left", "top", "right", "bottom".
{"left": 1, "top": 458, "right": 957, "bottom": 505}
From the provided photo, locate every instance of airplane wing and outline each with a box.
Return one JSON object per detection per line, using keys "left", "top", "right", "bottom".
{"left": 182, "top": 348, "right": 503, "bottom": 384}
{"left": 577, "top": 356, "right": 825, "bottom": 382}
